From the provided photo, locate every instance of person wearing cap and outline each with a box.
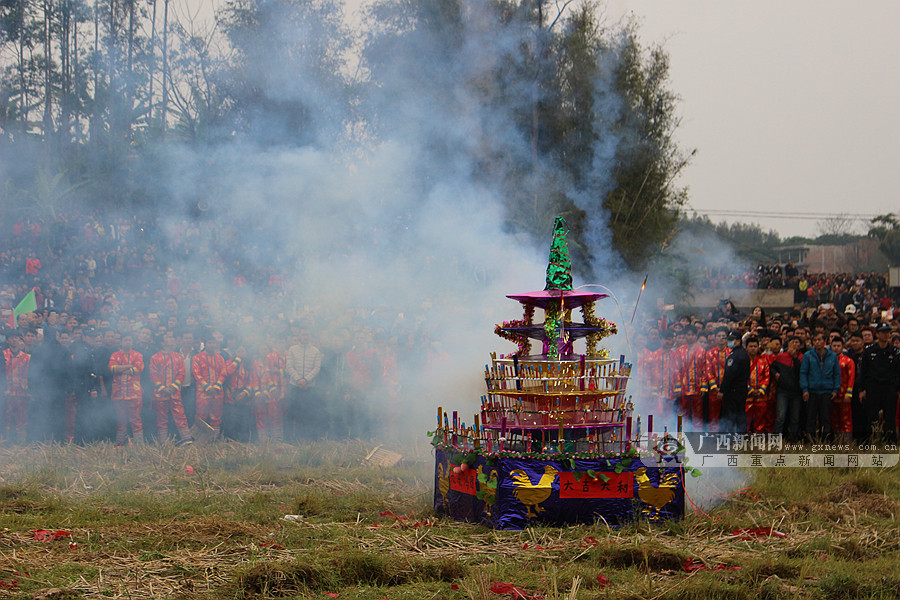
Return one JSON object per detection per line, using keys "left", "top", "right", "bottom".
{"left": 718, "top": 330, "right": 751, "bottom": 432}
{"left": 2, "top": 332, "right": 30, "bottom": 444}
{"left": 858, "top": 323, "right": 900, "bottom": 443}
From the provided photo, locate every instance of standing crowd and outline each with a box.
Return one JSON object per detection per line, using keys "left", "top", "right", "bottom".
{"left": 2, "top": 211, "right": 897, "bottom": 446}
{"left": 0, "top": 212, "right": 439, "bottom": 446}
{"left": 634, "top": 291, "right": 900, "bottom": 443}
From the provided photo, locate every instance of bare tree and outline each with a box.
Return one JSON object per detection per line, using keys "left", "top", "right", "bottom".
{"left": 816, "top": 213, "right": 860, "bottom": 238}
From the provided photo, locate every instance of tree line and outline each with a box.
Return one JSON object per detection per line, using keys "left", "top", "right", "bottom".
{"left": 0, "top": 0, "right": 691, "bottom": 274}
{"left": 679, "top": 214, "right": 900, "bottom": 267}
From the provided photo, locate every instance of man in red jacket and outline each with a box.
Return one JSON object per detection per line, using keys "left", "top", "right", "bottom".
{"left": 648, "top": 330, "right": 678, "bottom": 411}
{"left": 3, "top": 332, "right": 30, "bottom": 444}
{"left": 703, "top": 327, "right": 731, "bottom": 431}
{"left": 677, "top": 326, "right": 707, "bottom": 428}
{"left": 109, "top": 333, "right": 145, "bottom": 445}
{"left": 830, "top": 336, "right": 855, "bottom": 444}
{"left": 223, "top": 344, "right": 253, "bottom": 442}
{"left": 192, "top": 332, "right": 228, "bottom": 440}
{"left": 745, "top": 336, "right": 771, "bottom": 433}
{"left": 150, "top": 332, "right": 192, "bottom": 444}
{"left": 260, "top": 340, "right": 286, "bottom": 442}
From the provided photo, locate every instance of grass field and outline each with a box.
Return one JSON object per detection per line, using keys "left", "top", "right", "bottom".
{"left": 0, "top": 439, "right": 897, "bottom": 600}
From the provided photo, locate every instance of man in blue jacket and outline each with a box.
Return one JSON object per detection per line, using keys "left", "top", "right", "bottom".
{"left": 800, "top": 332, "right": 841, "bottom": 441}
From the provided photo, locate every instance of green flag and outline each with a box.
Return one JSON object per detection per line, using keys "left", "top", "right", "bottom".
{"left": 13, "top": 290, "right": 37, "bottom": 328}
{"left": 545, "top": 217, "right": 573, "bottom": 291}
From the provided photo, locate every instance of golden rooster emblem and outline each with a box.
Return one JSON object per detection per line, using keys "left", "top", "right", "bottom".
{"left": 634, "top": 467, "right": 678, "bottom": 515}
{"left": 509, "top": 465, "right": 558, "bottom": 518}
{"left": 437, "top": 463, "right": 450, "bottom": 505}
{"left": 476, "top": 466, "right": 499, "bottom": 516}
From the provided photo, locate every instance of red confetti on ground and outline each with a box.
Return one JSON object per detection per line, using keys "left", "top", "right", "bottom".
{"left": 259, "top": 541, "right": 285, "bottom": 550}
{"left": 683, "top": 558, "right": 706, "bottom": 572}
{"left": 33, "top": 530, "right": 72, "bottom": 542}
{"left": 683, "top": 558, "right": 742, "bottom": 572}
{"left": 732, "top": 527, "right": 787, "bottom": 540}
{"left": 450, "top": 584, "right": 459, "bottom": 590}
{"left": 596, "top": 574, "right": 611, "bottom": 588}
{"left": 489, "top": 581, "right": 543, "bottom": 599}
{"left": 0, "top": 580, "right": 18, "bottom": 589}
{"left": 325, "top": 594, "right": 340, "bottom": 598}
{"left": 580, "top": 536, "right": 600, "bottom": 548}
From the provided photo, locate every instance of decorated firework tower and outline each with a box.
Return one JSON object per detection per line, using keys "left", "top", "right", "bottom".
{"left": 431, "top": 218, "right": 685, "bottom": 529}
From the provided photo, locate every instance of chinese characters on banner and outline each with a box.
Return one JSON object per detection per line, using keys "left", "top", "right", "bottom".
{"left": 558, "top": 472, "right": 632, "bottom": 498}
{"left": 449, "top": 466, "right": 477, "bottom": 495}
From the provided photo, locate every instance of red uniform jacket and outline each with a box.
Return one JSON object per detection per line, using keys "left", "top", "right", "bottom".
{"left": 150, "top": 350, "right": 185, "bottom": 397}
{"left": 679, "top": 344, "right": 706, "bottom": 396}
{"left": 192, "top": 351, "right": 228, "bottom": 398}
{"left": 636, "top": 347, "right": 654, "bottom": 378}
{"left": 837, "top": 353, "right": 855, "bottom": 401}
{"left": 649, "top": 348, "right": 678, "bottom": 400}
{"left": 671, "top": 345, "right": 687, "bottom": 396}
{"left": 762, "top": 352, "right": 778, "bottom": 399}
{"left": 3, "top": 349, "right": 30, "bottom": 395}
{"left": 704, "top": 346, "right": 731, "bottom": 393}
{"left": 747, "top": 355, "right": 770, "bottom": 404}
{"left": 25, "top": 257, "right": 41, "bottom": 275}
{"left": 109, "top": 350, "right": 144, "bottom": 400}
{"left": 264, "top": 350, "right": 285, "bottom": 400}
{"left": 225, "top": 357, "right": 254, "bottom": 405}
{"left": 251, "top": 359, "right": 267, "bottom": 401}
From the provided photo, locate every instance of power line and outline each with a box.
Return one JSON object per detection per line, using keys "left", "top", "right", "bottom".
{"left": 684, "top": 208, "right": 883, "bottom": 221}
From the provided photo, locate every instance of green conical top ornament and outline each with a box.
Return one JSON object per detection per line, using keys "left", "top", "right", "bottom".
{"left": 545, "top": 217, "right": 573, "bottom": 291}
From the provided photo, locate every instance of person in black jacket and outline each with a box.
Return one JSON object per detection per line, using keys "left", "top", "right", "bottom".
{"left": 718, "top": 331, "right": 751, "bottom": 433}
{"left": 50, "top": 330, "right": 78, "bottom": 442}
{"left": 70, "top": 328, "right": 102, "bottom": 443}
{"left": 772, "top": 335, "right": 804, "bottom": 441}
{"left": 845, "top": 332, "right": 867, "bottom": 442}
{"left": 858, "top": 323, "right": 900, "bottom": 442}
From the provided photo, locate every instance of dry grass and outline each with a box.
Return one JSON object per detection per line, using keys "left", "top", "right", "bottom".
{"left": 0, "top": 440, "right": 897, "bottom": 599}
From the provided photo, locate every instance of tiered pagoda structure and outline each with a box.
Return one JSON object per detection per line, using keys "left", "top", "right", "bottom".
{"left": 431, "top": 218, "right": 684, "bottom": 529}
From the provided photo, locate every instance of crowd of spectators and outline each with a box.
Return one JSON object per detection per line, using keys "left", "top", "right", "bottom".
{"left": 0, "top": 211, "right": 441, "bottom": 446}
{"left": 700, "top": 260, "right": 898, "bottom": 312}
{"left": 633, "top": 292, "right": 900, "bottom": 444}
{"left": 2, "top": 211, "right": 897, "bottom": 448}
